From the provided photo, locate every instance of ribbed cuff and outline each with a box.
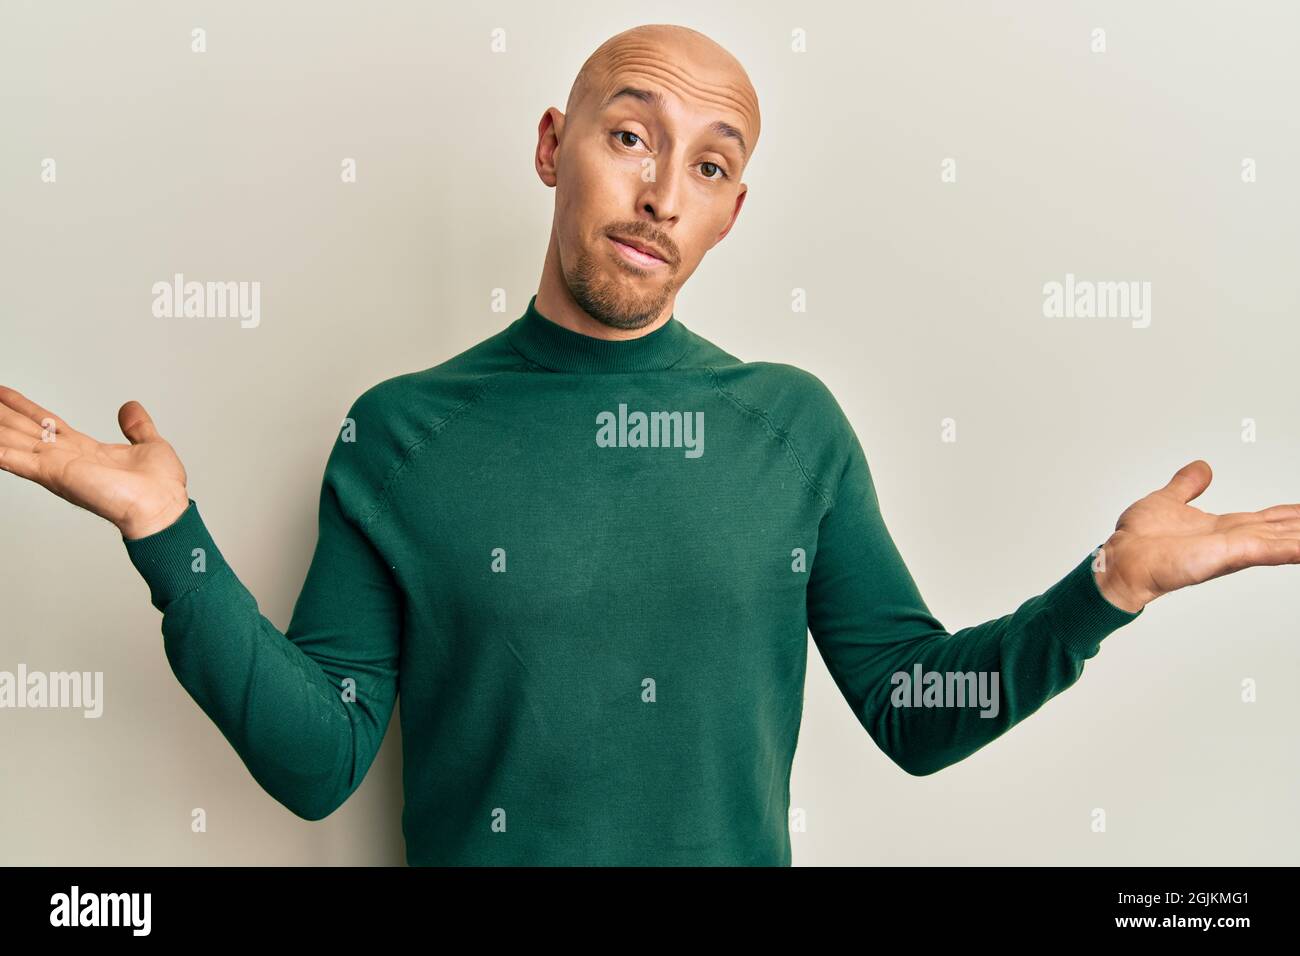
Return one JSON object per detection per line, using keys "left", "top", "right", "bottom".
{"left": 1044, "top": 544, "right": 1144, "bottom": 660}
{"left": 122, "top": 499, "right": 229, "bottom": 611}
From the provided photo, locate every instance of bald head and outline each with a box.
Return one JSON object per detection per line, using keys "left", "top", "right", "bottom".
{"left": 565, "top": 24, "right": 761, "bottom": 166}
{"left": 534, "top": 24, "right": 759, "bottom": 334}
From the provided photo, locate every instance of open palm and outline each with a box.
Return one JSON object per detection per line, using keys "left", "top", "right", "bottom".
{"left": 1101, "top": 459, "right": 1300, "bottom": 610}
{"left": 0, "top": 386, "right": 188, "bottom": 539}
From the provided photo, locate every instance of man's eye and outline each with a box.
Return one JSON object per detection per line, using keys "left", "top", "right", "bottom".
{"left": 699, "top": 161, "right": 728, "bottom": 181}
{"left": 614, "top": 131, "right": 644, "bottom": 149}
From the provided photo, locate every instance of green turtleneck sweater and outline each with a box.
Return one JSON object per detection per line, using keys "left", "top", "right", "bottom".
{"left": 123, "top": 295, "right": 1143, "bottom": 865}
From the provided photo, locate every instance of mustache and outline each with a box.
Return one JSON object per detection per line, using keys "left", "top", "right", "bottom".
{"left": 603, "top": 225, "right": 678, "bottom": 264}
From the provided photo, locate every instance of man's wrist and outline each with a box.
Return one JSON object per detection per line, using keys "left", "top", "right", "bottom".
{"left": 117, "top": 495, "right": 190, "bottom": 541}
{"left": 1093, "top": 534, "right": 1152, "bottom": 614}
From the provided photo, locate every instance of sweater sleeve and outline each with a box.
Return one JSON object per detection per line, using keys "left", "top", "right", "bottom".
{"left": 122, "top": 410, "right": 403, "bottom": 820}
{"left": 805, "top": 419, "right": 1142, "bottom": 777}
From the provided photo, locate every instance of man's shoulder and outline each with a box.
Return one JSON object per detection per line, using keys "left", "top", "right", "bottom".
{"left": 324, "top": 323, "right": 524, "bottom": 495}
{"left": 350, "top": 324, "right": 524, "bottom": 415}
{"left": 707, "top": 357, "right": 848, "bottom": 426}
{"left": 706, "top": 358, "right": 858, "bottom": 505}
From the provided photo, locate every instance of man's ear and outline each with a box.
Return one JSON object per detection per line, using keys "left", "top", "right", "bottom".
{"left": 535, "top": 107, "right": 565, "bottom": 187}
{"left": 714, "top": 184, "right": 748, "bottom": 245}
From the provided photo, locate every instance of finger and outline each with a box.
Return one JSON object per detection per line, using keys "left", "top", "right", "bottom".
{"left": 1159, "top": 459, "right": 1212, "bottom": 504}
{"left": 0, "top": 403, "right": 44, "bottom": 439}
{"left": 1236, "top": 534, "right": 1300, "bottom": 568}
{"left": 0, "top": 441, "right": 42, "bottom": 482}
{"left": 1256, "top": 503, "right": 1300, "bottom": 522}
{"left": 1213, "top": 503, "right": 1300, "bottom": 532}
{"left": 0, "top": 423, "right": 44, "bottom": 452}
{"left": 0, "top": 385, "right": 79, "bottom": 439}
{"left": 1242, "top": 520, "right": 1300, "bottom": 541}
{"left": 118, "top": 400, "right": 161, "bottom": 445}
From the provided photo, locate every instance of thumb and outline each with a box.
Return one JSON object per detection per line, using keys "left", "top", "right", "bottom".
{"left": 1159, "top": 458, "right": 1212, "bottom": 504}
{"left": 118, "top": 400, "right": 161, "bottom": 445}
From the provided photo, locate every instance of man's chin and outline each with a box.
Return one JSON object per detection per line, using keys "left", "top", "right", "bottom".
{"left": 568, "top": 278, "right": 667, "bottom": 332}
{"left": 565, "top": 241, "right": 675, "bottom": 330}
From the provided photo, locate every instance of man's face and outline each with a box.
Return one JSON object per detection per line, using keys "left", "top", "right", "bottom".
{"left": 545, "top": 72, "right": 753, "bottom": 330}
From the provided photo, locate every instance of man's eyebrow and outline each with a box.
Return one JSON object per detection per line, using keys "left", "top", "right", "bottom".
{"left": 602, "top": 86, "right": 748, "bottom": 162}
{"left": 708, "top": 120, "right": 748, "bottom": 162}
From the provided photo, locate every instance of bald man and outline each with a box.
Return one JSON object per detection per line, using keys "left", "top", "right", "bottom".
{"left": 2, "top": 24, "right": 1298, "bottom": 866}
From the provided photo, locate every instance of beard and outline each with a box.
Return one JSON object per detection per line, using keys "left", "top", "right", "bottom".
{"left": 564, "top": 228, "right": 677, "bottom": 331}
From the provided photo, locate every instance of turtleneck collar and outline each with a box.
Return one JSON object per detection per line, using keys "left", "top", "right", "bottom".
{"left": 506, "top": 294, "right": 692, "bottom": 373}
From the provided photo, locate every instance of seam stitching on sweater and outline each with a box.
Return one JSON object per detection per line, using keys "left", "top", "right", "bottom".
{"left": 504, "top": 338, "right": 549, "bottom": 371}
{"left": 705, "top": 366, "right": 834, "bottom": 508}
{"left": 661, "top": 339, "right": 695, "bottom": 371}
{"left": 360, "top": 362, "right": 531, "bottom": 529}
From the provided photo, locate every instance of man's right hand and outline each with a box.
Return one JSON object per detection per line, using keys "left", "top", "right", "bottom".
{"left": 0, "top": 386, "right": 190, "bottom": 540}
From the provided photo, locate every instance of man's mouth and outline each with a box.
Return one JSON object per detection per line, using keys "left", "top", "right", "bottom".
{"left": 608, "top": 234, "right": 669, "bottom": 269}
